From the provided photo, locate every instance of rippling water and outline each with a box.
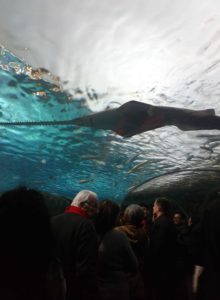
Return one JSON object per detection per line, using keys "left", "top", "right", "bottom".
{"left": 1, "top": 0, "right": 220, "bottom": 201}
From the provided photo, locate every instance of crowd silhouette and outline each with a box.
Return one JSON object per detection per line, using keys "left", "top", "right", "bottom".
{"left": 0, "top": 186, "right": 219, "bottom": 300}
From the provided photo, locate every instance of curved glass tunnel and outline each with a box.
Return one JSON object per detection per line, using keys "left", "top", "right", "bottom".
{"left": 1, "top": 0, "right": 220, "bottom": 211}
{"left": 124, "top": 169, "right": 220, "bottom": 215}
{"left": 34, "top": 169, "right": 220, "bottom": 216}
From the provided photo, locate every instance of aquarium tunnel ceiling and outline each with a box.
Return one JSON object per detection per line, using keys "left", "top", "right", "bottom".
{"left": 1, "top": 0, "right": 220, "bottom": 201}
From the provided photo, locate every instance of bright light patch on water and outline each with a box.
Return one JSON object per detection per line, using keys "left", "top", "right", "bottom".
{"left": 1, "top": 0, "right": 220, "bottom": 201}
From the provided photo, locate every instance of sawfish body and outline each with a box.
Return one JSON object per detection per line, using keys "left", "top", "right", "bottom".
{"left": 0, "top": 100, "right": 220, "bottom": 137}
{"left": 69, "top": 101, "right": 220, "bottom": 137}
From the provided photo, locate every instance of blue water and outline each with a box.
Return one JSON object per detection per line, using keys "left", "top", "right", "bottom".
{"left": 0, "top": 46, "right": 150, "bottom": 200}
{"left": 1, "top": 45, "right": 220, "bottom": 201}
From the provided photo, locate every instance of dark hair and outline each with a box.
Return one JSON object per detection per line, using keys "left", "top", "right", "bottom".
{"left": 0, "top": 186, "right": 52, "bottom": 273}
{"left": 155, "top": 197, "right": 171, "bottom": 216}
{"left": 139, "top": 202, "right": 150, "bottom": 209}
{"left": 0, "top": 186, "right": 53, "bottom": 299}
{"left": 95, "top": 200, "right": 120, "bottom": 236}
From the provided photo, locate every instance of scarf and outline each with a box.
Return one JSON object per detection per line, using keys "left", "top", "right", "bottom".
{"left": 65, "top": 205, "right": 89, "bottom": 218}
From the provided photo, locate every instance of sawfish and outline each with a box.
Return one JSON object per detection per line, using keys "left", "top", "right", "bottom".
{"left": 0, "top": 100, "right": 220, "bottom": 137}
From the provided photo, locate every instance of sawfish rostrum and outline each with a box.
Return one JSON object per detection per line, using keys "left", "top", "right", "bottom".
{"left": 0, "top": 100, "right": 220, "bottom": 137}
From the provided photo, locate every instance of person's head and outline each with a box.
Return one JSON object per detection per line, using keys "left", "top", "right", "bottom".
{"left": 153, "top": 197, "right": 171, "bottom": 219}
{"left": 0, "top": 186, "right": 50, "bottom": 230}
{"left": 173, "top": 211, "right": 186, "bottom": 226}
{"left": 71, "top": 190, "right": 98, "bottom": 217}
{"left": 0, "top": 186, "right": 52, "bottom": 272}
{"left": 122, "top": 204, "right": 144, "bottom": 227}
{"left": 139, "top": 202, "right": 151, "bottom": 218}
{"left": 95, "top": 200, "right": 120, "bottom": 236}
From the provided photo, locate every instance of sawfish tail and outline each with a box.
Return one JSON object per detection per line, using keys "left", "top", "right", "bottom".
{"left": 177, "top": 115, "right": 220, "bottom": 131}
{"left": 0, "top": 120, "right": 74, "bottom": 126}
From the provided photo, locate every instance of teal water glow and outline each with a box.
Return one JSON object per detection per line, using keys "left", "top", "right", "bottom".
{"left": 1, "top": 42, "right": 220, "bottom": 201}
{"left": 0, "top": 47, "right": 153, "bottom": 200}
